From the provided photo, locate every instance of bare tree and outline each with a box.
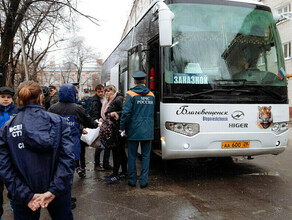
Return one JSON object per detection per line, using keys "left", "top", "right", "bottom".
{"left": 0, "top": 0, "right": 99, "bottom": 86}
{"left": 64, "top": 36, "right": 96, "bottom": 84}
{"left": 60, "top": 62, "right": 75, "bottom": 84}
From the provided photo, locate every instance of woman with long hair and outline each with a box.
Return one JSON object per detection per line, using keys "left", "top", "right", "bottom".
{"left": 0, "top": 81, "right": 75, "bottom": 219}
{"left": 100, "top": 85, "right": 128, "bottom": 184}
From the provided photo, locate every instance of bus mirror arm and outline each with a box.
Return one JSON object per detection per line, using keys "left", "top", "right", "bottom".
{"left": 274, "top": 12, "right": 292, "bottom": 23}
{"left": 154, "top": 1, "right": 175, "bottom": 47}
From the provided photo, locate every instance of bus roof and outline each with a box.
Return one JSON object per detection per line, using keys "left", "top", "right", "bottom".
{"left": 121, "top": 0, "right": 264, "bottom": 39}
{"left": 114, "top": 0, "right": 266, "bottom": 62}
{"left": 227, "top": 0, "right": 263, "bottom": 5}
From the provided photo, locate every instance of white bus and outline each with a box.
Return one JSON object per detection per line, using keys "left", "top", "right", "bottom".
{"left": 101, "top": 0, "right": 289, "bottom": 159}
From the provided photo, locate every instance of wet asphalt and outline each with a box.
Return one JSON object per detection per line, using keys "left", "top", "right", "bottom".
{"left": 2, "top": 126, "right": 292, "bottom": 220}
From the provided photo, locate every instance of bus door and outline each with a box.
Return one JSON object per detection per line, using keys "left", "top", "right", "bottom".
{"left": 148, "top": 37, "right": 161, "bottom": 152}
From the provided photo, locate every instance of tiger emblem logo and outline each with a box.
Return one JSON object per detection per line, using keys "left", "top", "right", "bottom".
{"left": 257, "top": 106, "right": 273, "bottom": 129}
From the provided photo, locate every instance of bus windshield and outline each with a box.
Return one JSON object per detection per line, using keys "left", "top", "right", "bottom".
{"left": 163, "top": 3, "right": 287, "bottom": 104}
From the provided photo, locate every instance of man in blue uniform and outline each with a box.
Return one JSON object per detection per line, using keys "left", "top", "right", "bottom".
{"left": 0, "top": 81, "right": 75, "bottom": 219}
{"left": 48, "top": 84, "right": 98, "bottom": 208}
{"left": 120, "top": 70, "right": 155, "bottom": 188}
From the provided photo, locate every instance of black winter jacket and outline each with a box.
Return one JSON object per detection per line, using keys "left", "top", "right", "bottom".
{"left": 90, "top": 94, "right": 103, "bottom": 120}
{"left": 48, "top": 84, "right": 98, "bottom": 160}
{"left": 105, "top": 93, "right": 124, "bottom": 142}
{"left": 106, "top": 93, "right": 124, "bottom": 118}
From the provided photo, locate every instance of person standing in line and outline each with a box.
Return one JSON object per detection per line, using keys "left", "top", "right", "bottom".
{"left": 72, "top": 82, "right": 80, "bottom": 91}
{"left": 40, "top": 86, "right": 51, "bottom": 110}
{"left": 0, "top": 81, "right": 75, "bottom": 219}
{"left": 0, "top": 86, "right": 18, "bottom": 220}
{"left": 80, "top": 89, "right": 92, "bottom": 114}
{"left": 101, "top": 85, "right": 127, "bottom": 184}
{"left": 49, "top": 85, "right": 59, "bottom": 106}
{"left": 89, "top": 84, "right": 112, "bottom": 170}
{"left": 48, "top": 84, "right": 98, "bottom": 209}
{"left": 0, "top": 87, "right": 18, "bottom": 128}
{"left": 72, "top": 82, "right": 80, "bottom": 102}
{"left": 120, "top": 71, "right": 155, "bottom": 188}
{"left": 76, "top": 89, "right": 92, "bottom": 178}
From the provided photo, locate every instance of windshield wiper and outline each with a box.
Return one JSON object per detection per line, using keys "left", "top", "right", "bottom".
{"left": 213, "top": 79, "right": 259, "bottom": 87}
{"left": 213, "top": 79, "right": 248, "bottom": 86}
{"left": 178, "top": 88, "right": 256, "bottom": 100}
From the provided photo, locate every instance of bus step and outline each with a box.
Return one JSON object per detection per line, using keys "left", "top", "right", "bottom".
{"left": 152, "top": 149, "right": 162, "bottom": 156}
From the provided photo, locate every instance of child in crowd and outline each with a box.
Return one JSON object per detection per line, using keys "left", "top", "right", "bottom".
{"left": 0, "top": 86, "right": 18, "bottom": 220}
{"left": 0, "top": 87, "right": 18, "bottom": 127}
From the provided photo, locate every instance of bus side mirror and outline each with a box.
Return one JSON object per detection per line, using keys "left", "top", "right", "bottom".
{"left": 273, "top": 12, "right": 281, "bottom": 22}
{"left": 155, "top": 2, "right": 175, "bottom": 47}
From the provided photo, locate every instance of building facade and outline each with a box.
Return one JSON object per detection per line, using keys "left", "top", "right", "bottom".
{"left": 39, "top": 59, "right": 102, "bottom": 96}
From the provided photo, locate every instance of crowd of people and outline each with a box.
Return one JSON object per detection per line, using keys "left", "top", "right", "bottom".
{"left": 0, "top": 70, "right": 155, "bottom": 219}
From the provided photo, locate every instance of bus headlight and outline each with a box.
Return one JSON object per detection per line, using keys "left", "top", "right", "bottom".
{"left": 165, "top": 122, "right": 200, "bottom": 136}
{"left": 272, "top": 122, "right": 289, "bottom": 135}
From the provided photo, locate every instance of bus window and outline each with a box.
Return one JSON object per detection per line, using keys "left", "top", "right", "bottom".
{"left": 128, "top": 45, "right": 142, "bottom": 89}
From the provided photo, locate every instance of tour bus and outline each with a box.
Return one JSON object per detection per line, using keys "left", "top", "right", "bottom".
{"left": 101, "top": 0, "right": 289, "bottom": 159}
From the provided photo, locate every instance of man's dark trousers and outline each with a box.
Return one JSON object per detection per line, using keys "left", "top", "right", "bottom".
{"left": 127, "top": 140, "right": 151, "bottom": 186}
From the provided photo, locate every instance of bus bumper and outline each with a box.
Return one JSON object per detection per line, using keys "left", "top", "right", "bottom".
{"left": 160, "top": 130, "right": 289, "bottom": 160}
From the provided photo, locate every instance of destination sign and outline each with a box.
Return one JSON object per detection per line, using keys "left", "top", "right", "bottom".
{"left": 173, "top": 73, "right": 208, "bottom": 84}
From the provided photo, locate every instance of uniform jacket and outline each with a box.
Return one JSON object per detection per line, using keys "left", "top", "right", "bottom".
{"left": 120, "top": 85, "right": 155, "bottom": 140}
{"left": 0, "top": 104, "right": 75, "bottom": 205}
{"left": 90, "top": 94, "right": 103, "bottom": 120}
{"left": 80, "top": 96, "right": 92, "bottom": 114}
{"left": 0, "top": 103, "right": 18, "bottom": 127}
{"left": 48, "top": 84, "right": 98, "bottom": 159}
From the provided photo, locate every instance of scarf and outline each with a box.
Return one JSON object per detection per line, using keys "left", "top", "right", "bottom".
{"left": 101, "top": 92, "right": 117, "bottom": 121}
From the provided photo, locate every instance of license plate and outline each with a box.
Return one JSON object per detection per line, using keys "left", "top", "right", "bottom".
{"left": 222, "top": 141, "right": 250, "bottom": 149}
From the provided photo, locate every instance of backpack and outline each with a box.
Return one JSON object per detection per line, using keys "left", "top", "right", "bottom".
{"left": 99, "top": 115, "right": 118, "bottom": 149}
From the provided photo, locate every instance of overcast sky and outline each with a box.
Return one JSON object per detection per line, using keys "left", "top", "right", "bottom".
{"left": 76, "top": 0, "right": 134, "bottom": 59}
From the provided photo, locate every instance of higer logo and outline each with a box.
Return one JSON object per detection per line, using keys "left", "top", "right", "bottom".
{"left": 231, "top": 111, "right": 245, "bottom": 120}
{"left": 9, "top": 124, "right": 23, "bottom": 137}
